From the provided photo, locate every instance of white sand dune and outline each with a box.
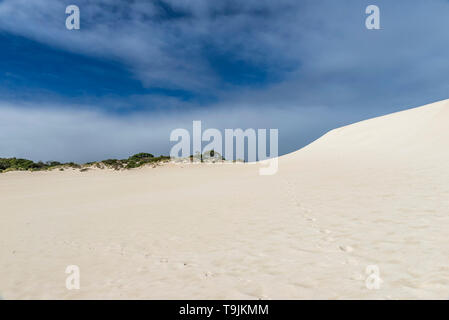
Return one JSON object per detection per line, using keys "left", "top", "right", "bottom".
{"left": 1, "top": 99, "right": 448, "bottom": 299}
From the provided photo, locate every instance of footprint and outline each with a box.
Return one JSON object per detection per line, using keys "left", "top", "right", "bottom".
{"left": 350, "top": 273, "right": 363, "bottom": 280}
{"left": 339, "top": 245, "right": 354, "bottom": 253}
{"left": 345, "top": 257, "right": 359, "bottom": 266}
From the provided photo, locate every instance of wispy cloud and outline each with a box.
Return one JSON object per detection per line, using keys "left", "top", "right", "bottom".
{"left": 2, "top": 1, "right": 448, "bottom": 104}
{"left": 0, "top": 0, "right": 300, "bottom": 92}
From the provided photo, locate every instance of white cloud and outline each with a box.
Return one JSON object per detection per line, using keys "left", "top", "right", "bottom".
{"left": 0, "top": 100, "right": 360, "bottom": 162}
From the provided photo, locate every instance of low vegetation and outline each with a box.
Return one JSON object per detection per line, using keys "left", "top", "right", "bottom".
{"left": 0, "top": 150, "right": 229, "bottom": 173}
{"left": 0, "top": 153, "right": 170, "bottom": 173}
{"left": 189, "top": 150, "right": 225, "bottom": 162}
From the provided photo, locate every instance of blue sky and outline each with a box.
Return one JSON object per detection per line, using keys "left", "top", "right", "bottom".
{"left": 1, "top": 0, "right": 449, "bottom": 162}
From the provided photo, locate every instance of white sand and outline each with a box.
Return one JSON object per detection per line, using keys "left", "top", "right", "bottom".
{"left": 1, "top": 99, "right": 449, "bottom": 299}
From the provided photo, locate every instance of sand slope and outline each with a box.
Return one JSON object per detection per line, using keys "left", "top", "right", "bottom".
{"left": 1, "top": 100, "right": 449, "bottom": 299}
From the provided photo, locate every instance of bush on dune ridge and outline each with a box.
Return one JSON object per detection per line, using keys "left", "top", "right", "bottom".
{"left": 0, "top": 150, "right": 227, "bottom": 173}
{"left": 0, "top": 152, "right": 171, "bottom": 173}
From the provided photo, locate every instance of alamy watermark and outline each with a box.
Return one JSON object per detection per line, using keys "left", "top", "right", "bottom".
{"left": 169, "top": 121, "right": 279, "bottom": 175}
{"left": 366, "top": 5, "right": 380, "bottom": 30}
{"left": 365, "top": 265, "right": 382, "bottom": 290}
{"left": 66, "top": 5, "right": 80, "bottom": 30}
{"left": 65, "top": 265, "right": 80, "bottom": 290}
{"left": 64, "top": 4, "right": 380, "bottom": 31}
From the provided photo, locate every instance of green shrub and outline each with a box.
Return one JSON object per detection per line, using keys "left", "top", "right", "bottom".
{"left": 46, "top": 161, "right": 62, "bottom": 167}
{"left": 102, "top": 159, "right": 119, "bottom": 166}
{"left": 125, "top": 160, "right": 140, "bottom": 169}
{"left": 0, "top": 152, "right": 170, "bottom": 173}
{"left": 129, "top": 153, "right": 154, "bottom": 161}
{"left": 66, "top": 162, "right": 81, "bottom": 169}
{"left": 102, "top": 159, "right": 125, "bottom": 170}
